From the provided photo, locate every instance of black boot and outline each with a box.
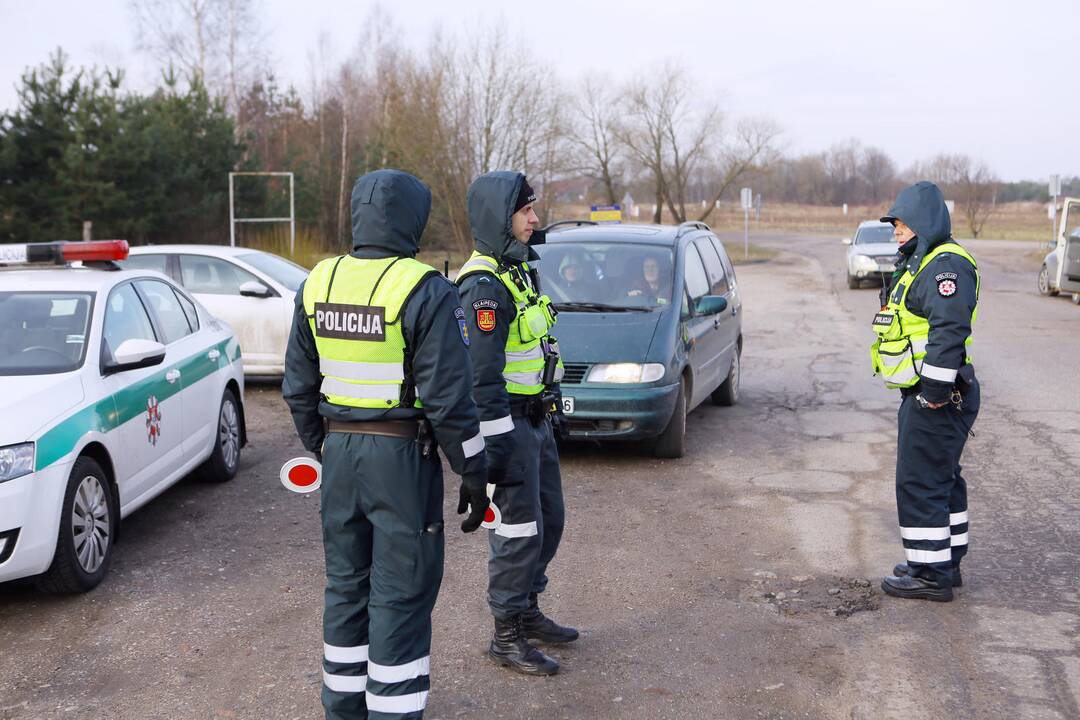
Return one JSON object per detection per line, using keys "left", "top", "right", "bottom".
{"left": 488, "top": 616, "right": 559, "bottom": 676}
{"left": 881, "top": 573, "right": 954, "bottom": 602}
{"left": 892, "top": 562, "right": 963, "bottom": 587}
{"left": 521, "top": 593, "right": 579, "bottom": 644}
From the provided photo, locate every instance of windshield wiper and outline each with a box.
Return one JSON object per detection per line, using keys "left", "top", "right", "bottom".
{"left": 553, "top": 302, "right": 650, "bottom": 313}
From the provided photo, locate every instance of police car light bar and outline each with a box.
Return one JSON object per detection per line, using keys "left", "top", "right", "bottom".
{"left": 0, "top": 240, "right": 130, "bottom": 266}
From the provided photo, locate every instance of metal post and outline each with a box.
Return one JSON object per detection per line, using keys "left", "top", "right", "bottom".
{"left": 289, "top": 172, "right": 296, "bottom": 257}
{"left": 744, "top": 207, "right": 749, "bottom": 260}
{"left": 228, "top": 172, "right": 236, "bottom": 248}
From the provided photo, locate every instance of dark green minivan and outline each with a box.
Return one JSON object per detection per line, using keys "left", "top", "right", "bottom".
{"left": 534, "top": 221, "right": 742, "bottom": 458}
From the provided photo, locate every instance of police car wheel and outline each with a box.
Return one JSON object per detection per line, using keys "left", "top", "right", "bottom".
{"left": 1073, "top": 293, "right": 1080, "bottom": 306}
{"left": 1038, "top": 265, "right": 1058, "bottom": 296}
{"left": 847, "top": 273, "right": 860, "bottom": 290}
{"left": 654, "top": 378, "right": 687, "bottom": 459}
{"left": 196, "top": 388, "right": 241, "bottom": 483}
{"left": 711, "top": 350, "right": 740, "bottom": 407}
{"left": 36, "top": 457, "right": 117, "bottom": 594}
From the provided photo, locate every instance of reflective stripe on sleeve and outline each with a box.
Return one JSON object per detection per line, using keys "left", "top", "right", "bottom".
{"left": 950, "top": 511, "right": 969, "bottom": 525}
{"left": 494, "top": 521, "right": 538, "bottom": 538}
{"left": 480, "top": 415, "right": 515, "bottom": 436}
{"left": 324, "top": 643, "right": 369, "bottom": 664}
{"left": 462, "top": 432, "right": 485, "bottom": 458}
{"left": 899, "top": 526, "right": 950, "bottom": 541}
{"left": 367, "top": 656, "right": 430, "bottom": 684}
{"left": 320, "top": 358, "right": 404, "bottom": 382}
{"left": 323, "top": 670, "right": 367, "bottom": 693}
{"left": 920, "top": 363, "right": 958, "bottom": 383}
{"left": 366, "top": 690, "right": 429, "bottom": 714}
{"left": 904, "top": 547, "right": 952, "bottom": 564}
{"left": 321, "top": 377, "right": 400, "bottom": 401}
{"left": 950, "top": 532, "right": 969, "bottom": 547}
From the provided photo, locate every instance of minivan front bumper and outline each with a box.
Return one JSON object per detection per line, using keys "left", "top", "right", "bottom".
{"left": 558, "top": 381, "right": 681, "bottom": 440}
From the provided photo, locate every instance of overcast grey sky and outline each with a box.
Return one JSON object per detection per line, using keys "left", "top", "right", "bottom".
{"left": 2, "top": 0, "right": 1076, "bottom": 182}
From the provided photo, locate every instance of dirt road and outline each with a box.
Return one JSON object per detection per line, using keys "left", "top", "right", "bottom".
{"left": 3, "top": 234, "right": 1078, "bottom": 720}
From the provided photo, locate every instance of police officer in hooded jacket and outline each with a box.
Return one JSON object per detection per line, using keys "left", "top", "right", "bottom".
{"left": 283, "top": 169, "right": 490, "bottom": 719}
{"left": 871, "top": 181, "right": 980, "bottom": 603}
{"left": 455, "top": 171, "right": 578, "bottom": 676}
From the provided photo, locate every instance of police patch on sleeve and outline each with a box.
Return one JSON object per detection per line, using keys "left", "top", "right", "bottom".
{"left": 472, "top": 299, "right": 499, "bottom": 311}
{"left": 937, "top": 278, "right": 957, "bottom": 297}
{"left": 454, "top": 306, "right": 469, "bottom": 346}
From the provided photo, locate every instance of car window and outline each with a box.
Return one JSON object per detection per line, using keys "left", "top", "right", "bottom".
{"left": 532, "top": 242, "right": 674, "bottom": 309}
{"left": 855, "top": 225, "right": 894, "bottom": 244}
{"left": 0, "top": 292, "right": 94, "bottom": 375}
{"left": 137, "top": 280, "right": 192, "bottom": 344}
{"left": 179, "top": 255, "right": 260, "bottom": 295}
{"left": 236, "top": 251, "right": 309, "bottom": 292}
{"left": 175, "top": 288, "right": 200, "bottom": 331}
{"left": 711, "top": 237, "right": 737, "bottom": 287}
{"left": 104, "top": 284, "right": 157, "bottom": 360}
{"left": 683, "top": 244, "right": 710, "bottom": 301}
{"left": 695, "top": 238, "right": 730, "bottom": 295}
{"left": 119, "top": 254, "right": 169, "bottom": 275}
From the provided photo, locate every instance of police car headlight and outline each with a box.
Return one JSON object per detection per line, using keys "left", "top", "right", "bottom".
{"left": 0, "top": 443, "right": 34, "bottom": 483}
{"left": 852, "top": 254, "right": 877, "bottom": 270}
{"left": 586, "top": 363, "right": 665, "bottom": 383}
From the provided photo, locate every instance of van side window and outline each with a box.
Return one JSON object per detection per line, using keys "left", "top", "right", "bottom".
{"left": 710, "top": 236, "right": 737, "bottom": 287}
{"left": 695, "top": 238, "right": 730, "bottom": 295}
{"left": 684, "top": 244, "right": 710, "bottom": 301}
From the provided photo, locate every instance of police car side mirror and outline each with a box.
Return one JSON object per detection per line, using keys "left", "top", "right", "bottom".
{"left": 104, "top": 338, "right": 166, "bottom": 375}
{"left": 842, "top": 237, "right": 852, "bottom": 245}
{"left": 239, "top": 280, "right": 272, "bottom": 298}
{"left": 694, "top": 295, "right": 728, "bottom": 316}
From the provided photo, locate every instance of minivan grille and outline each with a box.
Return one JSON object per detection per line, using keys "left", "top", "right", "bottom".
{"left": 561, "top": 363, "right": 590, "bottom": 385}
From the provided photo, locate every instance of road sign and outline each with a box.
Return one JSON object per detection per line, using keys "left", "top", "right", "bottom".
{"left": 590, "top": 204, "right": 622, "bottom": 223}
{"left": 1050, "top": 174, "right": 1061, "bottom": 197}
{"left": 740, "top": 187, "right": 753, "bottom": 211}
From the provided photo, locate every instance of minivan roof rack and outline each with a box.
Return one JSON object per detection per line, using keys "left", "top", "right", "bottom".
{"left": 541, "top": 220, "right": 599, "bottom": 233}
{"left": 675, "top": 220, "right": 711, "bottom": 238}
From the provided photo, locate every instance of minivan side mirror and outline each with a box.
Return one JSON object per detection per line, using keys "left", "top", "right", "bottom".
{"left": 694, "top": 295, "right": 728, "bottom": 316}
{"left": 104, "top": 338, "right": 166, "bottom": 374}
{"left": 239, "top": 280, "right": 272, "bottom": 298}
{"left": 842, "top": 237, "right": 852, "bottom": 245}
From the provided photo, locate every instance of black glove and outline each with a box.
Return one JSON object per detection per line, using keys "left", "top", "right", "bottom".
{"left": 457, "top": 480, "right": 489, "bottom": 533}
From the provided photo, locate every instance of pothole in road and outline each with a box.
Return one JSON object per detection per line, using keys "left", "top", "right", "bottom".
{"left": 749, "top": 470, "right": 852, "bottom": 492}
{"left": 746, "top": 575, "right": 880, "bottom": 618}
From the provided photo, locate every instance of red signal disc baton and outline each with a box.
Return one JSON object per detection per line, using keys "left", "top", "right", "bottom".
{"left": 280, "top": 457, "right": 322, "bottom": 493}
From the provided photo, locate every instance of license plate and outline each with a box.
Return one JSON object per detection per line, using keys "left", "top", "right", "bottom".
{"left": 561, "top": 397, "right": 575, "bottom": 415}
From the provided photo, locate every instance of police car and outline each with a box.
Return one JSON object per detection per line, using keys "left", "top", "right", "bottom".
{"left": 0, "top": 241, "right": 246, "bottom": 593}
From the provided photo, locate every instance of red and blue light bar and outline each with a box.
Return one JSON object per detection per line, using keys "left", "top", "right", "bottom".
{"left": 0, "top": 240, "right": 130, "bottom": 266}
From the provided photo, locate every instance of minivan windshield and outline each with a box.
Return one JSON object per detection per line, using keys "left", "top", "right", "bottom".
{"left": 534, "top": 242, "right": 674, "bottom": 311}
{"left": 0, "top": 291, "right": 94, "bottom": 375}
{"left": 237, "top": 251, "right": 310, "bottom": 292}
{"left": 856, "top": 225, "right": 895, "bottom": 244}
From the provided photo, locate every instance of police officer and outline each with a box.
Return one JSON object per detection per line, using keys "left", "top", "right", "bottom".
{"left": 455, "top": 171, "right": 578, "bottom": 676}
{"left": 283, "top": 169, "right": 490, "bottom": 719}
{"left": 871, "top": 181, "right": 980, "bottom": 603}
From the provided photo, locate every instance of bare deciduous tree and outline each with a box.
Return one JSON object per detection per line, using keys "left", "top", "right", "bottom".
{"left": 567, "top": 75, "right": 622, "bottom": 205}
{"left": 697, "top": 118, "right": 780, "bottom": 223}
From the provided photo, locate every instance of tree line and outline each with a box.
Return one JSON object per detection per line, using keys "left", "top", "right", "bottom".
{"left": 2, "top": 5, "right": 1072, "bottom": 250}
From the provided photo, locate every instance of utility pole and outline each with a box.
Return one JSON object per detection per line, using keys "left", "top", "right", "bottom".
{"left": 741, "top": 187, "right": 753, "bottom": 260}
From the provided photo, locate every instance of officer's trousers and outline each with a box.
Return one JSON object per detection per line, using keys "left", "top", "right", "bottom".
{"left": 320, "top": 432, "right": 444, "bottom": 720}
{"left": 895, "top": 379, "right": 979, "bottom": 586}
{"left": 487, "top": 415, "right": 565, "bottom": 619}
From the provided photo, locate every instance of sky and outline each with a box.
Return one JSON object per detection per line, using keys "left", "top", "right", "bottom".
{"left": 1, "top": 0, "right": 1076, "bottom": 182}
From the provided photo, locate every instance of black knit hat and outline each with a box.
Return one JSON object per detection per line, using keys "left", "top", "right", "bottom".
{"left": 513, "top": 176, "right": 537, "bottom": 214}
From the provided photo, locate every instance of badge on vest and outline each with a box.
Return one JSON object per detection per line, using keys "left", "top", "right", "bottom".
{"left": 872, "top": 312, "right": 894, "bottom": 327}
{"left": 314, "top": 302, "right": 386, "bottom": 341}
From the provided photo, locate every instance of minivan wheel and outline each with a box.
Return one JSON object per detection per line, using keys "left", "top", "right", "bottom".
{"left": 36, "top": 456, "right": 117, "bottom": 594}
{"left": 847, "top": 273, "right": 860, "bottom": 290}
{"left": 712, "top": 350, "right": 740, "bottom": 407}
{"left": 196, "top": 388, "right": 241, "bottom": 483}
{"left": 1039, "top": 265, "right": 1058, "bottom": 296}
{"left": 654, "top": 378, "right": 687, "bottom": 459}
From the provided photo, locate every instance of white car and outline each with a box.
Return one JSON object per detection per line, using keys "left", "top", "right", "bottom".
{"left": 122, "top": 245, "right": 308, "bottom": 375}
{"left": 0, "top": 241, "right": 246, "bottom": 593}
{"left": 842, "top": 220, "right": 900, "bottom": 289}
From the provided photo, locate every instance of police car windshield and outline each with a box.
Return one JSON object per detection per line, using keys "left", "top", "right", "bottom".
{"left": 534, "top": 243, "right": 674, "bottom": 311}
{"left": 237, "top": 252, "right": 309, "bottom": 292}
{"left": 856, "top": 226, "right": 895, "bottom": 244}
{"left": 0, "top": 291, "right": 94, "bottom": 375}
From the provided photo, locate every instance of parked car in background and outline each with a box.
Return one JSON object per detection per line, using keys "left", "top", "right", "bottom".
{"left": 843, "top": 220, "right": 899, "bottom": 289}
{"left": 0, "top": 241, "right": 245, "bottom": 593}
{"left": 122, "top": 246, "right": 308, "bottom": 375}
{"left": 533, "top": 220, "right": 742, "bottom": 458}
{"left": 1038, "top": 196, "right": 1080, "bottom": 304}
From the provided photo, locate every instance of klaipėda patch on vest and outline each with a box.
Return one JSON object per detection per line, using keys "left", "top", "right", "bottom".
{"left": 314, "top": 302, "right": 386, "bottom": 341}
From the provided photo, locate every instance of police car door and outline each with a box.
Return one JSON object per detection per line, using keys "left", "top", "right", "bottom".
{"left": 101, "top": 282, "right": 186, "bottom": 505}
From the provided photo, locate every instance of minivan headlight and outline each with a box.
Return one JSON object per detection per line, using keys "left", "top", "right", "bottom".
{"left": 0, "top": 443, "right": 34, "bottom": 483}
{"left": 586, "top": 363, "right": 665, "bottom": 383}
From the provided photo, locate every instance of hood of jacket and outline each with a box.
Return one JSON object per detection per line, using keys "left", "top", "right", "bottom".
{"left": 350, "top": 169, "right": 431, "bottom": 256}
{"left": 882, "top": 181, "right": 952, "bottom": 271}
{"left": 467, "top": 171, "right": 530, "bottom": 264}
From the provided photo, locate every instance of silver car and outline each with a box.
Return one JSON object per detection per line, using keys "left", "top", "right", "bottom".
{"left": 843, "top": 220, "right": 899, "bottom": 289}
